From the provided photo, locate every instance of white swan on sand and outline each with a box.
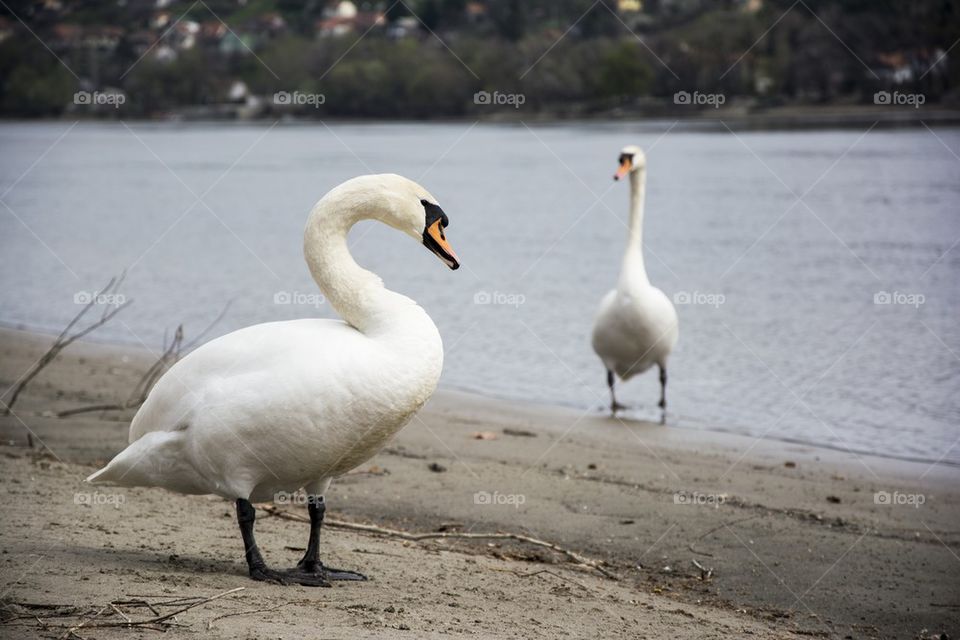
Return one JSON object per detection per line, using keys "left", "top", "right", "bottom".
{"left": 591, "top": 146, "right": 678, "bottom": 421}
{"left": 88, "top": 174, "right": 459, "bottom": 586}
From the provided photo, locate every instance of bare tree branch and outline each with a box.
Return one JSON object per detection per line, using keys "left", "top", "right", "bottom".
{"left": 56, "top": 299, "right": 231, "bottom": 418}
{"left": 1, "top": 276, "right": 131, "bottom": 420}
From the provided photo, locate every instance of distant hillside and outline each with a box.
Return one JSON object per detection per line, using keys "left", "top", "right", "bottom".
{"left": 0, "top": 0, "right": 957, "bottom": 118}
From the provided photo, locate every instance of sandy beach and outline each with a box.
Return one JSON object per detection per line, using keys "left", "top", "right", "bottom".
{"left": 0, "top": 326, "right": 957, "bottom": 639}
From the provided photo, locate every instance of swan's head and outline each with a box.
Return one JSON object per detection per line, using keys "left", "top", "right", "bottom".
{"left": 383, "top": 174, "right": 459, "bottom": 270}
{"left": 326, "top": 174, "right": 460, "bottom": 270}
{"left": 418, "top": 198, "right": 459, "bottom": 271}
{"left": 613, "top": 145, "right": 646, "bottom": 181}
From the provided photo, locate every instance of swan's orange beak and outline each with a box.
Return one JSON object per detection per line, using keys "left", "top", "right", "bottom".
{"left": 423, "top": 219, "right": 459, "bottom": 270}
{"left": 614, "top": 156, "right": 632, "bottom": 181}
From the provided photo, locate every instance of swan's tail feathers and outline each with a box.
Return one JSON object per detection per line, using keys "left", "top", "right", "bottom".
{"left": 85, "top": 431, "right": 202, "bottom": 493}
{"left": 85, "top": 466, "right": 112, "bottom": 484}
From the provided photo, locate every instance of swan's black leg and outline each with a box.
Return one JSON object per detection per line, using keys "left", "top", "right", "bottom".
{"left": 658, "top": 365, "right": 668, "bottom": 424}
{"left": 236, "top": 498, "right": 278, "bottom": 582}
{"left": 286, "top": 496, "right": 366, "bottom": 582}
{"left": 295, "top": 496, "right": 323, "bottom": 572}
{"left": 235, "top": 499, "right": 330, "bottom": 587}
{"left": 607, "top": 370, "right": 626, "bottom": 415}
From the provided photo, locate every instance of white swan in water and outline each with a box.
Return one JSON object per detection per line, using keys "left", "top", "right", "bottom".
{"left": 591, "top": 146, "right": 678, "bottom": 420}
{"left": 88, "top": 174, "right": 460, "bottom": 586}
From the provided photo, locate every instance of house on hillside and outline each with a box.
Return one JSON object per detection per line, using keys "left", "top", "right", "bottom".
{"left": 315, "top": 1, "right": 385, "bottom": 38}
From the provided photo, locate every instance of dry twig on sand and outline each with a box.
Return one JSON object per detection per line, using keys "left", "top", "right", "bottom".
{"left": 59, "top": 587, "right": 245, "bottom": 635}
{"left": 691, "top": 558, "right": 714, "bottom": 581}
{"left": 1, "top": 275, "right": 131, "bottom": 427}
{"left": 206, "top": 604, "right": 287, "bottom": 630}
{"left": 495, "top": 567, "right": 592, "bottom": 591}
{"left": 260, "top": 505, "right": 618, "bottom": 580}
{"left": 3, "top": 587, "right": 245, "bottom": 636}
{"left": 688, "top": 514, "right": 763, "bottom": 557}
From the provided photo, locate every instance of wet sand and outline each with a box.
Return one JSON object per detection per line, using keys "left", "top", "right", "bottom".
{"left": 0, "top": 327, "right": 957, "bottom": 639}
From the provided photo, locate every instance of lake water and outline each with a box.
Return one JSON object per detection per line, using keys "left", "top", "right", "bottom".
{"left": 1, "top": 121, "right": 958, "bottom": 466}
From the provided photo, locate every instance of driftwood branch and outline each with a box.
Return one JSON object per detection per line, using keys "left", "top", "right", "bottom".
{"left": 56, "top": 325, "right": 183, "bottom": 418}
{"left": 259, "top": 505, "right": 618, "bottom": 580}
{"left": 56, "top": 299, "right": 232, "bottom": 419}
{"left": 1, "top": 275, "right": 131, "bottom": 429}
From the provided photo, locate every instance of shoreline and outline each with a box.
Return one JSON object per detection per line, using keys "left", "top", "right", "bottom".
{"left": 1, "top": 327, "right": 958, "bottom": 638}
{"left": 2, "top": 105, "right": 960, "bottom": 130}
{"left": 3, "top": 320, "right": 955, "bottom": 473}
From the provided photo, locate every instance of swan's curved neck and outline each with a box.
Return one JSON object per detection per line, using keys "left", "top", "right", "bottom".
{"left": 304, "top": 202, "right": 415, "bottom": 334}
{"left": 620, "top": 167, "right": 649, "bottom": 286}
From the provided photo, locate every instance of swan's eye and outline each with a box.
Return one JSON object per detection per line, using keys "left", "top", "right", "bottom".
{"left": 421, "top": 199, "right": 449, "bottom": 230}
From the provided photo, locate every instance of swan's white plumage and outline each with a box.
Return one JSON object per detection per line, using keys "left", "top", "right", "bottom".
{"left": 592, "top": 286, "right": 677, "bottom": 380}
{"left": 88, "top": 174, "right": 447, "bottom": 503}
{"left": 591, "top": 146, "right": 678, "bottom": 384}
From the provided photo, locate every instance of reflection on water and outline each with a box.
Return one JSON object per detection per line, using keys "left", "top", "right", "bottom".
{"left": 1, "top": 121, "right": 958, "bottom": 464}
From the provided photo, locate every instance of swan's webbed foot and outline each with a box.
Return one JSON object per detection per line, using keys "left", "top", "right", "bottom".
{"left": 250, "top": 565, "right": 332, "bottom": 587}
{"left": 249, "top": 562, "right": 364, "bottom": 586}
{"left": 610, "top": 400, "right": 628, "bottom": 416}
{"left": 236, "top": 497, "right": 367, "bottom": 588}
{"left": 289, "top": 560, "right": 367, "bottom": 582}
{"left": 289, "top": 497, "right": 367, "bottom": 583}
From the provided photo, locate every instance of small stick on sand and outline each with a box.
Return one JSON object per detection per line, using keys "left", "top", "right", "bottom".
{"left": 500, "top": 567, "right": 592, "bottom": 591}
{"left": 58, "top": 605, "right": 107, "bottom": 640}
{"left": 691, "top": 558, "right": 714, "bottom": 581}
{"left": 688, "top": 514, "right": 763, "bottom": 557}
{"left": 47, "top": 587, "right": 245, "bottom": 634}
{"left": 107, "top": 603, "right": 130, "bottom": 623}
{"left": 260, "top": 505, "right": 618, "bottom": 580}
{"left": 206, "top": 604, "right": 287, "bottom": 629}
{"left": 101, "top": 587, "right": 245, "bottom": 628}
